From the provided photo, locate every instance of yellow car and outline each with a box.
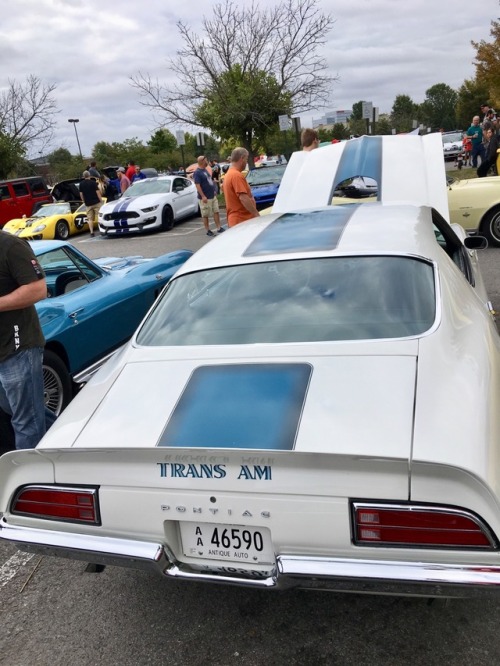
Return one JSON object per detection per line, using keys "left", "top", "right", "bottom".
{"left": 447, "top": 174, "right": 500, "bottom": 246}
{"left": 3, "top": 201, "right": 90, "bottom": 240}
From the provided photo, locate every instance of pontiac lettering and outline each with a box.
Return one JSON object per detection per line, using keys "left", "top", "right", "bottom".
{"left": 157, "top": 462, "right": 272, "bottom": 481}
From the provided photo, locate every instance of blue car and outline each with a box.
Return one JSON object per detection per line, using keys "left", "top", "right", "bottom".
{"left": 246, "top": 164, "right": 286, "bottom": 208}
{"left": 31, "top": 240, "right": 192, "bottom": 414}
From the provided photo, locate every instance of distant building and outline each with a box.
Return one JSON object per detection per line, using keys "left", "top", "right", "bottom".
{"left": 312, "top": 109, "right": 352, "bottom": 129}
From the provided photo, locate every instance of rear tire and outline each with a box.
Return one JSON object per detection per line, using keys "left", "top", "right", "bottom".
{"left": 481, "top": 208, "right": 500, "bottom": 247}
{"left": 43, "top": 350, "right": 72, "bottom": 415}
{"left": 55, "top": 219, "right": 70, "bottom": 240}
{"left": 161, "top": 205, "right": 174, "bottom": 231}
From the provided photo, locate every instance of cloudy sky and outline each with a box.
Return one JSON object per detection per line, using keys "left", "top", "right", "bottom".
{"left": 2, "top": 0, "right": 498, "bottom": 157}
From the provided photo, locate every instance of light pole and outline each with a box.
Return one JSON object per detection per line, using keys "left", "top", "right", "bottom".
{"left": 68, "top": 118, "right": 83, "bottom": 160}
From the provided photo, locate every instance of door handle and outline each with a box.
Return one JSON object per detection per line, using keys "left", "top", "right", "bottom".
{"left": 69, "top": 308, "right": 84, "bottom": 324}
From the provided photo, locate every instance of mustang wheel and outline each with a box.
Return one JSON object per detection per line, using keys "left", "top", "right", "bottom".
{"left": 481, "top": 208, "right": 500, "bottom": 247}
{"left": 55, "top": 219, "right": 70, "bottom": 240}
{"left": 43, "top": 350, "right": 72, "bottom": 415}
{"left": 161, "top": 205, "right": 174, "bottom": 231}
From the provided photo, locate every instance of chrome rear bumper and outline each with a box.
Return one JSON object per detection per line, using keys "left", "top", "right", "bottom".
{"left": 2, "top": 519, "right": 500, "bottom": 598}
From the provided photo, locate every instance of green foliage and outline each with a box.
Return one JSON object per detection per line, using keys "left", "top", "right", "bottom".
{"left": 456, "top": 79, "right": 490, "bottom": 129}
{"left": 348, "top": 118, "right": 367, "bottom": 137}
{"left": 91, "top": 138, "right": 149, "bottom": 169}
{"left": 0, "top": 132, "right": 25, "bottom": 178}
{"left": 472, "top": 20, "right": 500, "bottom": 107}
{"left": 195, "top": 65, "right": 292, "bottom": 160}
{"left": 351, "top": 101, "right": 363, "bottom": 121}
{"left": 391, "top": 95, "right": 419, "bottom": 133}
{"left": 420, "top": 83, "right": 458, "bottom": 131}
{"left": 374, "top": 116, "right": 393, "bottom": 136}
{"left": 148, "top": 129, "right": 177, "bottom": 154}
{"left": 318, "top": 124, "right": 350, "bottom": 141}
{"left": 47, "top": 147, "right": 84, "bottom": 181}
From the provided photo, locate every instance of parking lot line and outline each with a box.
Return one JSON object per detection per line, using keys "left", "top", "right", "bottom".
{"left": 0, "top": 551, "right": 34, "bottom": 589}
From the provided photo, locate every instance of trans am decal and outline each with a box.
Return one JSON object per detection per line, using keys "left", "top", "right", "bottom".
{"left": 157, "top": 462, "right": 272, "bottom": 480}
{"left": 158, "top": 363, "right": 311, "bottom": 450}
{"left": 243, "top": 206, "right": 357, "bottom": 256}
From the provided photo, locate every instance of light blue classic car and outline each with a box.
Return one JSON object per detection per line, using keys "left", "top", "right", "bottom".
{"left": 31, "top": 240, "right": 192, "bottom": 414}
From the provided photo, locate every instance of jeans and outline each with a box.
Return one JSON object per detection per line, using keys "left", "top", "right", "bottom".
{"left": 0, "top": 347, "right": 53, "bottom": 450}
{"left": 471, "top": 143, "right": 486, "bottom": 168}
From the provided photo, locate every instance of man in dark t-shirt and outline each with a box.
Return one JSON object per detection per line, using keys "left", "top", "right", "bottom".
{"left": 0, "top": 232, "right": 53, "bottom": 449}
{"left": 79, "top": 170, "right": 102, "bottom": 237}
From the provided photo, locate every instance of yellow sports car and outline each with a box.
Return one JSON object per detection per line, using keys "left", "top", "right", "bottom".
{"left": 447, "top": 175, "right": 500, "bottom": 247}
{"left": 3, "top": 201, "right": 89, "bottom": 240}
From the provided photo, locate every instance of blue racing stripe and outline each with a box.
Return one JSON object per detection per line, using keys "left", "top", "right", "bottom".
{"left": 109, "top": 197, "right": 132, "bottom": 229}
{"left": 158, "top": 364, "right": 311, "bottom": 450}
{"left": 243, "top": 206, "right": 358, "bottom": 256}
{"left": 332, "top": 135, "right": 383, "bottom": 197}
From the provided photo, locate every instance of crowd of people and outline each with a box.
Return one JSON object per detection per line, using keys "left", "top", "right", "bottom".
{"left": 460, "top": 103, "right": 499, "bottom": 177}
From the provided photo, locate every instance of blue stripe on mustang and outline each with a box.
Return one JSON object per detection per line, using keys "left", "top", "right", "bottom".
{"left": 243, "top": 206, "right": 357, "bottom": 256}
{"left": 110, "top": 198, "right": 132, "bottom": 231}
{"left": 158, "top": 364, "right": 311, "bottom": 450}
{"left": 332, "top": 135, "right": 383, "bottom": 197}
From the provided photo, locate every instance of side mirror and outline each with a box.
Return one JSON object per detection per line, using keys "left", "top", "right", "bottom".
{"left": 464, "top": 235, "right": 488, "bottom": 250}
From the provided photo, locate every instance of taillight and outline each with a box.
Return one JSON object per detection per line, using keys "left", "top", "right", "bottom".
{"left": 11, "top": 486, "right": 100, "bottom": 525}
{"left": 352, "top": 502, "right": 496, "bottom": 549}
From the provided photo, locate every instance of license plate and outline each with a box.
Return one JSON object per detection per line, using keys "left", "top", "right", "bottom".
{"left": 179, "top": 522, "right": 274, "bottom": 564}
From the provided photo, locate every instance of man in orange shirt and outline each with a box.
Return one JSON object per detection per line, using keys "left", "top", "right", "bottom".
{"left": 223, "top": 147, "right": 259, "bottom": 227}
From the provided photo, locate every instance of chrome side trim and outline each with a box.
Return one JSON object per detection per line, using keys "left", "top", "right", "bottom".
{"left": 3, "top": 519, "right": 500, "bottom": 597}
{"left": 72, "top": 346, "right": 123, "bottom": 385}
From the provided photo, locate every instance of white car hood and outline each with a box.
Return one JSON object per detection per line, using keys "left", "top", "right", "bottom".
{"left": 101, "top": 193, "right": 167, "bottom": 213}
{"left": 44, "top": 344, "right": 418, "bottom": 461}
{"left": 273, "top": 133, "right": 449, "bottom": 221}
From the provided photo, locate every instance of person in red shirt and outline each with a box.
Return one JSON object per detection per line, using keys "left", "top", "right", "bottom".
{"left": 125, "top": 161, "right": 136, "bottom": 182}
{"left": 222, "top": 148, "right": 259, "bottom": 227}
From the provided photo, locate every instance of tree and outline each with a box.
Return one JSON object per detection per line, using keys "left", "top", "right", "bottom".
{"left": 131, "top": 0, "right": 336, "bottom": 161}
{"left": 374, "top": 115, "right": 393, "bottom": 136}
{"left": 456, "top": 78, "right": 490, "bottom": 129}
{"left": 391, "top": 95, "right": 419, "bottom": 133}
{"left": 148, "top": 129, "right": 177, "bottom": 154}
{"left": 420, "top": 83, "right": 458, "bottom": 131}
{"left": 350, "top": 101, "right": 364, "bottom": 121}
{"left": 91, "top": 138, "right": 149, "bottom": 169}
{"left": 0, "top": 75, "right": 58, "bottom": 154}
{"left": 472, "top": 20, "right": 500, "bottom": 108}
{"left": 47, "top": 147, "right": 83, "bottom": 181}
{"left": 0, "top": 131, "right": 25, "bottom": 179}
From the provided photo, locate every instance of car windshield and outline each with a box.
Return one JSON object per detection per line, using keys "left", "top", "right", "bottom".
{"left": 246, "top": 166, "right": 286, "bottom": 186}
{"left": 442, "top": 132, "right": 462, "bottom": 144}
{"left": 123, "top": 179, "right": 171, "bottom": 197}
{"left": 136, "top": 256, "right": 436, "bottom": 346}
{"left": 34, "top": 203, "right": 71, "bottom": 218}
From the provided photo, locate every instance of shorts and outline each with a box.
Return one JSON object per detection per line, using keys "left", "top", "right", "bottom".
{"left": 200, "top": 197, "right": 219, "bottom": 218}
{"left": 86, "top": 202, "right": 101, "bottom": 224}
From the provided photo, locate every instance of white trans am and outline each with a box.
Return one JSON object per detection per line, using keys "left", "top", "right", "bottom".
{"left": 98, "top": 175, "right": 199, "bottom": 235}
{"left": 1, "top": 135, "right": 500, "bottom": 598}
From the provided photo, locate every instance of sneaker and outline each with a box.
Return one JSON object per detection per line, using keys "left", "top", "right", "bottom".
{"left": 206, "top": 230, "right": 215, "bottom": 237}
{"left": 217, "top": 227, "right": 225, "bottom": 233}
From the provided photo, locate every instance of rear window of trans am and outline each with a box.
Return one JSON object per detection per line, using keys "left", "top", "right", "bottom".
{"left": 136, "top": 256, "right": 436, "bottom": 345}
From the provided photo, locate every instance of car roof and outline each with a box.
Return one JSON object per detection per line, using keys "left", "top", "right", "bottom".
{"left": 29, "top": 240, "right": 72, "bottom": 254}
{"left": 175, "top": 203, "right": 442, "bottom": 277}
